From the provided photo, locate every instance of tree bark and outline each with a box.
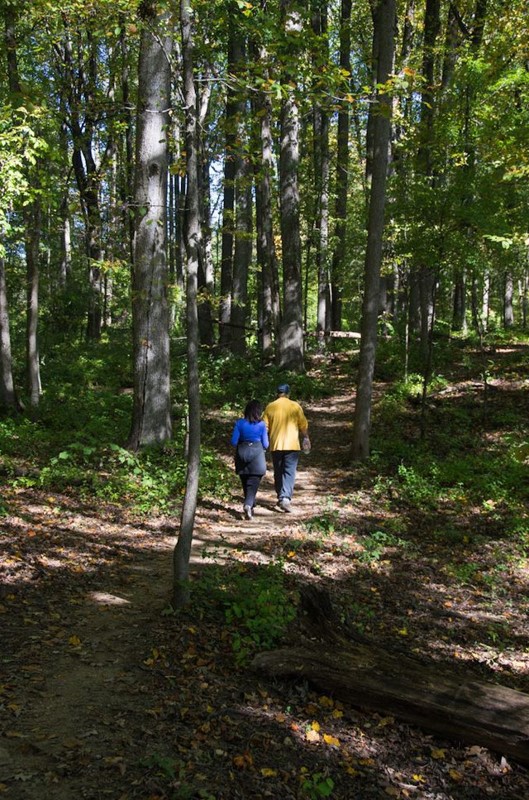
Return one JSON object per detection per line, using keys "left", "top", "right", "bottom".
{"left": 254, "top": 644, "right": 529, "bottom": 766}
{"left": 278, "top": 0, "right": 304, "bottom": 373}
{"left": 25, "top": 198, "right": 42, "bottom": 408}
{"left": 173, "top": 0, "right": 202, "bottom": 608}
{"left": 0, "top": 256, "right": 21, "bottom": 413}
{"left": 218, "top": 22, "right": 241, "bottom": 350}
{"left": 329, "top": 0, "right": 352, "bottom": 332}
{"left": 351, "top": 0, "right": 395, "bottom": 460}
{"left": 127, "top": 1, "right": 173, "bottom": 449}
{"left": 58, "top": 21, "right": 105, "bottom": 340}
{"left": 415, "top": 0, "right": 441, "bottom": 360}
{"left": 312, "top": 0, "right": 331, "bottom": 340}
{"left": 4, "top": 2, "right": 41, "bottom": 407}
{"left": 253, "top": 586, "right": 529, "bottom": 766}
{"left": 230, "top": 146, "right": 252, "bottom": 356}
{"left": 504, "top": 272, "right": 514, "bottom": 327}
{"left": 252, "top": 35, "right": 279, "bottom": 364}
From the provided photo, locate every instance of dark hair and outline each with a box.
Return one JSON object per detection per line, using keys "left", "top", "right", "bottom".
{"left": 244, "top": 400, "right": 263, "bottom": 423}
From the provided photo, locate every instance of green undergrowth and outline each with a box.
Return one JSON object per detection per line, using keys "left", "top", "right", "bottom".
{"left": 2, "top": 330, "right": 529, "bottom": 525}
{"left": 191, "top": 560, "right": 298, "bottom": 664}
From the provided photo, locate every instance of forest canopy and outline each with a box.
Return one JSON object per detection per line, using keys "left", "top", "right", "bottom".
{"left": 0, "top": 0, "right": 528, "bottom": 428}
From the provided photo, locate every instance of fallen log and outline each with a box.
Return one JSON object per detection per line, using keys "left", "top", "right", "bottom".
{"left": 252, "top": 587, "right": 529, "bottom": 765}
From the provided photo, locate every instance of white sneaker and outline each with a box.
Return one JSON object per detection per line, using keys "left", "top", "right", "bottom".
{"left": 243, "top": 505, "right": 253, "bottom": 520}
{"left": 278, "top": 498, "right": 292, "bottom": 512}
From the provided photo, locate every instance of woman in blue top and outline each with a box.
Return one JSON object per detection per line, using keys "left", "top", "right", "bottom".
{"left": 231, "top": 400, "right": 269, "bottom": 520}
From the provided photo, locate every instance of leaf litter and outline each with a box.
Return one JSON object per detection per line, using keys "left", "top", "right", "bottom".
{"left": 1, "top": 351, "right": 529, "bottom": 798}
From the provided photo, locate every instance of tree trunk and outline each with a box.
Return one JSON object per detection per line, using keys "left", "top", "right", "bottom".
{"left": 4, "top": 3, "right": 41, "bottom": 407}
{"left": 253, "top": 585, "right": 529, "bottom": 767}
{"left": 278, "top": 0, "right": 304, "bottom": 373}
{"left": 329, "top": 0, "right": 352, "bottom": 332}
{"left": 59, "top": 193, "right": 72, "bottom": 289}
{"left": 59, "top": 22, "right": 105, "bottom": 340}
{"left": 127, "top": 2, "right": 173, "bottom": 450}
{"left": 230, "top": 147, "right": 252, "bottom": 356}
{"left": 504, "top": 272, "right": 514, "bottom": 327}
{"left": 413, "top": 0, "right": 441, "bottom": 359}
{"left": 312, "top": 0, "right": 331, "bottom": 340}
{"left": 173, "top": 0, "right": 202, "bottom": 609}
{"left": 254, "top": 632, "right": 529, "bottom": 766}
{"left": 197, "top": 151, "right": 215, "bottom": 349}
{"left": 119, "top": 23, "right": 135, "bottom": 268}
{"left": 351, "top": 0, "right": 395, "bottom": 460}
{"left": 0, "top": 256, "right": 21, "bottom": 414}
{"left": 218, "top": 24, "right": 241, "bottom": 350}
{"left": 452, "top": 269, "right": 467, "bottom": 332}
{"left": 25, "top": 198, "right": 42, "bottom": 408}
{"left": 252, "top": 38, "right": 279, "bottom": 364}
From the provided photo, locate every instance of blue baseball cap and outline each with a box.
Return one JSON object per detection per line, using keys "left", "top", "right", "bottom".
{"left": 277, "top": 383, "right": 290, "bottom": 394}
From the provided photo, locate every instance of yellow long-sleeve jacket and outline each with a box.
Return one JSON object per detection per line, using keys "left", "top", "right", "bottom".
{"left": 263, "top": 396, "right": 308, "bottom": 451}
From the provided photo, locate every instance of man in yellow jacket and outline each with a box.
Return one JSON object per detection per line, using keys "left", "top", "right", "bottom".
{"left": 263, "top": 384, "right": 309, "bottom": 512}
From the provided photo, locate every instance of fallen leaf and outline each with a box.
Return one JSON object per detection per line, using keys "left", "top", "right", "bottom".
{"left": 261, "top": 768, "right": 277, "bottom": 777}
{"left": 430, "top": 748, "right": 446, "bottom": 759}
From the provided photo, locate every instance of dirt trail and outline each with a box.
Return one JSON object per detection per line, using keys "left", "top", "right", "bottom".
{"left": 1, "top": 382, "right": 356, "bottom": 799}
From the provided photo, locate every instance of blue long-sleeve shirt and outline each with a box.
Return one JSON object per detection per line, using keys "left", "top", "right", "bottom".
{"left": 231, "top": 418, "right": 269, "bottom": 449}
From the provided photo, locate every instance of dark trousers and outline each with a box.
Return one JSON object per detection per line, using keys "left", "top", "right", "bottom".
{"left": 240, "top": 474, "right": 262, "bottom": 508}
{"left": 271, "top": 451, "right": 300, "bottom": 502}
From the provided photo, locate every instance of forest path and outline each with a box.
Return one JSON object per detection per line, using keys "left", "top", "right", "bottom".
{"left": 4, "top": 350, "right": 529, "bottom": 799}
{"left": 1, "top": 363, "right": 358, "bottom": 799}
{"left": 193, "top": 370, "right": 356, "bottom": 567}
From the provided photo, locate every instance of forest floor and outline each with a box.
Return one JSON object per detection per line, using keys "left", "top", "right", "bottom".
{"left": 2, "top": 351, "right": 529, "bottom": 799}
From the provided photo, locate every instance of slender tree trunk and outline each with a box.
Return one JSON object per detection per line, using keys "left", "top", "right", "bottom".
{"left": 0, "top": 256, "right": 20, "bottom": 413}
{"left": 59, "top": 23, "right": 105, "bottom": 340}
{"left": 351, "top": 0, "right": 395, "bottom": 460}
{"left": 452, "top": 269, "right": 467, "bottom": 331}
{"left": 230, "top": 147, "right": 253, "bottom": 355}
{"left": 504, "top": 273, "right": 514, "bottom": 327}
{"left": 119, "top": 23, "right": 135, "bottom": 267}
{"left": 330, "top": 0, "right": 352, "bottom": 331}
{"left": 59, "top": 193, "right": 72, "bottom": 288}
{"left": 482, "top": 271, "right": 490, "bottom": 329}
{"left": 58, "top": 103, "right": 72, "bottom": 289}
{"left": 312, "top": 0, "right": 331, "bottom": 341}
{"left": 25, "top": 199, "right": 42, "bottom": 407}
{"left": 173, "top": 0, "right": 202, "bottom": 608}
{"left": 413, "top": 0, "right": 441, "bottom": 359}
{"left": 197, "top": 150, "right": 215, "bottom": 347}
{"left": 127, "top": 2, "right": 173, "bottom": 450}
{"left": 4, "top": 2, "right": 42, "bottom": 405}
{"left": 218, "top": 25, "right": 241, "bottom": 349}
{"left": 252, "top": 38, "right": 279, "bottom": 363}
{"left": 278, "top": 0, "right": 304, "bottom": 372}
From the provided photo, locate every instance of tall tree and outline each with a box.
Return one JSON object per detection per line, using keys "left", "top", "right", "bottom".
{"left": 56, "top": 18, "right": 107, "bottom": 340}
{"left": 0, "top": 255, "right": 20, "bottom": 413}
{"left": 351, "top": 0, "right": 395, "bottom": 459}
{"left": 278, "top": 0, "right": 304, "bottom": 372}
{"left": 252, "top": 29, "right": 280, "bottom": 363}
{"left": 173, "top": 0, "right": 202, "bottom": 608}
{"left": 329, "top": 0, "right": 352, "bottom": 331}
{"left": 415, "top": 0, "right": 441, "bottom": 359}
{"left": 311, "top": 0, "right": 331, "bottom": 341}
{"left": 127, "top": 0, "right": 173, "bottom": 450}
{"left": 4, "top": 1, "right": 42, "bottom": 407}
{"left": 218, "top": 18, "right": 241, "bottom": 350}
